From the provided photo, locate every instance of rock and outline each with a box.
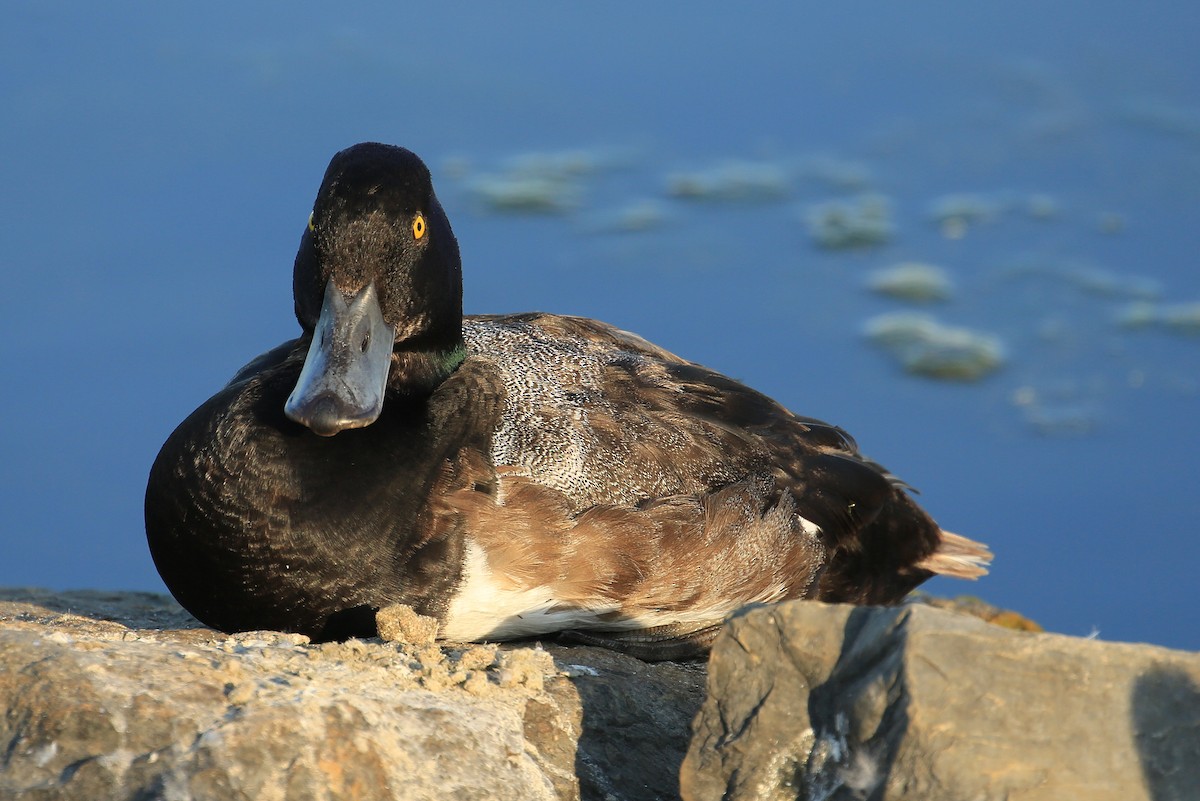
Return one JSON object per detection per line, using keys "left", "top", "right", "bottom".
{"left": 681, "top": 600, "right": 1200, "bottom": 801}
{"left": 9, "top": 588, "right": 1194, "bottom": 801}
{"left": 914, "top": 592, "right": 1044, "bottom": 632}
{"left": 375, "top": 603, "right": 440, "bottom": 644}
{"left": 560, "top": 649, "right": 706, "bottom": 801}
{"left": 0, "top": 588, "right": 704, "bottom": 801}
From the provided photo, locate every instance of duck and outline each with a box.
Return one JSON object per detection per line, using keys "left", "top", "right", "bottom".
{"left": 145, "top": 142, "right": 991, "bottom": 660}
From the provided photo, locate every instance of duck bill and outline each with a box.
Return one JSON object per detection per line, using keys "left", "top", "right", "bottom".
{"left": 285, "top": 279, "right": 396, "bottom": 436}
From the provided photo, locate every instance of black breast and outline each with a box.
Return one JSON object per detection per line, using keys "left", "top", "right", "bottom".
{"left": 144, "top": 343, "right": 485, "bottom": 640}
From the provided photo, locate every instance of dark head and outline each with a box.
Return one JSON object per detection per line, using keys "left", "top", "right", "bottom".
{"left": 286, "top": 143, "right": 465, "bottom": 436}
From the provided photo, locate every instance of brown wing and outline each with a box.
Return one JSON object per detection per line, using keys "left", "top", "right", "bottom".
{"left": 448, "top": 313, "right": 986, "bottom": 612}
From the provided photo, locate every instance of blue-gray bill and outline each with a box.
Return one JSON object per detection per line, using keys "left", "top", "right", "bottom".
{"left": 284, "top": 279, "right": 395, "bottom": 436}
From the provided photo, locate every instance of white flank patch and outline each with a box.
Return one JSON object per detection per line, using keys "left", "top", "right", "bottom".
{"left": 798, "top": 514, "right": 822, "bottom": 538}
{"left": 441, "top": 539, "right": 790, "bottom": 642}
{"left": 441, "top": 541, "right": 615, "bottom": 641}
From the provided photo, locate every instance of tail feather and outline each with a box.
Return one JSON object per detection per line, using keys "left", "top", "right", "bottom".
{"left": 916, "top": 530, "right": 992, "bottom": 579}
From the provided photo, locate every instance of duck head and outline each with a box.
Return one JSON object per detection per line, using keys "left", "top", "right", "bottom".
{"left": 286, "top": 143, "right": 464, "bottom": 436}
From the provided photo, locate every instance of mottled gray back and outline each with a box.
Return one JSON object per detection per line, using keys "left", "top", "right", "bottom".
{"left": 463, "top": 317, "right": 750, "bottom": 511}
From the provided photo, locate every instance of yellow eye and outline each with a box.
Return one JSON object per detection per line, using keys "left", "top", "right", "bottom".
{"left": 413, "top": 213, "right": 426, "bottom": 240}
{"left": 307, "top": 211, "right": 315, "bottom": 233}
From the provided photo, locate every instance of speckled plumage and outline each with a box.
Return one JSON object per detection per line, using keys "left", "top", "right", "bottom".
{"left": 146, "top": 143, "right": 990, "bottom": 659}
{"left": 463, "top": 315, "right": 749, "bottom": 508}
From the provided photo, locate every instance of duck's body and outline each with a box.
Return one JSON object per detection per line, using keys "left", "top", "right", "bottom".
{"left": 146, "top": 143, "right": 989, "bottom": 658}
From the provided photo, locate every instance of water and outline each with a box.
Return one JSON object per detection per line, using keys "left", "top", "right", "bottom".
{"left": 3, "top": 2, "right": 1198, "bottom": 650}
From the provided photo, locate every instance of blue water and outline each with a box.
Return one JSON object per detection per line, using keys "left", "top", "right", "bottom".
{"left": 3, "top": 3, "right": 1198, "bottom": 650}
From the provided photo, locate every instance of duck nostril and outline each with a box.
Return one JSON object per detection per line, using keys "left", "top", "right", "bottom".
{"left": 360, "top": 334, "right": 370, "bottom": 353}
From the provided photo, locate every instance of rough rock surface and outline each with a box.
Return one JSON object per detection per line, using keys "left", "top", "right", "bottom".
{"left": 7, "top": 589, "right": 1195, "bottom": 801}
{"left": 0, "top": 588, "right": 704, "bottom": 801}
{"left": 681, "top": 601, "right": 1200, "bottom": 801}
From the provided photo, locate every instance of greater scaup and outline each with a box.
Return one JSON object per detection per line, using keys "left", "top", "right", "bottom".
{"left": 145, "top": 143, "right": 990, "bottom": 659}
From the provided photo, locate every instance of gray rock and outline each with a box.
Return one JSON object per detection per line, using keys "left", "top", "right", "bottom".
{"left": 0, "top": 589, "right": 704, "bottom": 801}
{"left": 10, "top": 589, "right": 1198, "bottom": 801}
{"left": 681, "top": 601, "right": 1200, "bottom": 801}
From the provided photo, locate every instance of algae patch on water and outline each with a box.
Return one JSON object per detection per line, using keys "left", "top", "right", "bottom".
{"left": 864, "top": 312, "right": 1005, "bottom": 381}
{"left": 592, "top": 198, "right": 671, "bottom": 233}
{"left": 666, "top": 159, "right": 791, "bottom": 203}
{"left": 805, "top": 194, "right": 894, "bottom": 250}
{"left": 1117, "top": 301, "right": 1200, "bottom": 336}
{"left": 866, "top": 262, "right": 953, "bottom": 303}
{"left": 460, "top": 148, "right": 627, "bottom": 214}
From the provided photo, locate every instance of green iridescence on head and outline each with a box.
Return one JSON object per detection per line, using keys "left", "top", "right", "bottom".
{"left": 439, "top": 344, "right": 468, "bottom": 374}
